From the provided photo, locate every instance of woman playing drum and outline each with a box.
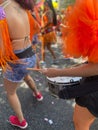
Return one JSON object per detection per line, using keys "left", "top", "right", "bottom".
{"left": 39, "top": 0, "right": 98, "bottom": 130}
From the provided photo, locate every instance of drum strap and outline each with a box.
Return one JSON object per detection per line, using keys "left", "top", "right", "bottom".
{"left": 58, "top": 75, "right": 98, "bottom": 99}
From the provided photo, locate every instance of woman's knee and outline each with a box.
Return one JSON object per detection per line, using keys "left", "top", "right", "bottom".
{"left": 73, "top": 115, "right": 94, "bottom": 130}
{"left": 73, "top": 104, "right": 95, "bottom": 129}
{"left": 73, "top": 112, "right": 81, "bottom": 128}
{"left": 4, "top": 78, "right": 19, "bottom": 95}
{"left": 5, "top": 85, "right": 17, "bottom": 95}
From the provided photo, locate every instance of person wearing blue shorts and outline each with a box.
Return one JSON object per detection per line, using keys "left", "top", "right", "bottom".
{"left": 0, "top": 0, "right": 43, "bottom": 129}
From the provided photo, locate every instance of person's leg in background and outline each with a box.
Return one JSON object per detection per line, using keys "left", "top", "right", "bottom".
{"left": 73, "top": 104, "right": 95, "bottom": 130}
{"left": 35, "top": 53, "right": 40, "bottom": 68}
{"left": 41, "top": 41, "right": 46, "bottom": 62}
{"left": 46, "top": 43, "right": 56, "bottom": 60}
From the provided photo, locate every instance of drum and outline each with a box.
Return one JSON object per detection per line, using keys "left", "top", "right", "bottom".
{"left": 47, "top": 76, "right": 82, "bottom": 99}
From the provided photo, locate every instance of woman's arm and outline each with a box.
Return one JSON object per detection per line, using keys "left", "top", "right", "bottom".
{"left": 40, "top": 62, "right": 98, "bottom": 77}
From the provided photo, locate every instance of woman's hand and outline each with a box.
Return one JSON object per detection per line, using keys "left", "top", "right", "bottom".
{"left": 39, "top": 68, "right": 60, "bottom": 77}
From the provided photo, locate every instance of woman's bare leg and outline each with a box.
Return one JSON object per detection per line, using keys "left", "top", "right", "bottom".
{"left": 4, "top": 78, "right": 24, "bottom": 122}
{"left": 73, "top": 104, "right": 96, "bottom": 130}
{"left": 46, "top": 43, "right": 56, "bottom": 59}
{"left": 24, "top": 74, "right": 39, "bottom": 95}
{"left": 36, "top": 53, "right": 40, "bottom": 68}
{"left": 41, "top": 42, "right": 46, "bottom": 61}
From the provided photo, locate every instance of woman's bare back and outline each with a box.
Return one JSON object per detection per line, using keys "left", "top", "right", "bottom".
{"left": 4, "top": 0, "right": 31, "bottom": 50}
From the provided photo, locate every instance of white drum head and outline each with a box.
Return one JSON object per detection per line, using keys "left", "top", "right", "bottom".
{"left": 47, "top": 76, "right": 82, "bottom": 83}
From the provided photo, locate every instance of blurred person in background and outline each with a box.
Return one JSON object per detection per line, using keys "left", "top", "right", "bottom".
{"left": 40, "top": 0, "right": 57, "bottom": 65}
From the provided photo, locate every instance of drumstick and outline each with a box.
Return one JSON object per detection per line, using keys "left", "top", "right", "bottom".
{"left": 27, "top": 68, "right": 41, "bottom": 71}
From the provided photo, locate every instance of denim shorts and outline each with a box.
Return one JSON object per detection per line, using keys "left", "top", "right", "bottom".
{"left": 3, "top": 49, "right": 36, "bottom": 82}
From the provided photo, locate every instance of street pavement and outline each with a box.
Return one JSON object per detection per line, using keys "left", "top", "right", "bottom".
{"left": 0, "top": 37, "right": 98, "bottom": 130}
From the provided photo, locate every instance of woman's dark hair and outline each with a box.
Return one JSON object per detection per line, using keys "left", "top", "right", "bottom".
{"left": 44, "top": 0, "right": 57, "bottom": 26}
{"left": 15, "top": 0, "right": 35, "bottom": 10}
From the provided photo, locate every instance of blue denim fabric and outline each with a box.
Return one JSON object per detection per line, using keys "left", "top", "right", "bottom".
{"left": 32, "top": 34, "right": 39, "bottom": 45}
{"left": 3, "top": 54, "right": 36, "bottom": 82}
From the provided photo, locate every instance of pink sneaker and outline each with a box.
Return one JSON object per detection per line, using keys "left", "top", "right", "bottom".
{"left": 33, "top": 92, "right": 43, "bottom": 101}
{"left": 9, "top": 115, "right": 28, "bottom": 129}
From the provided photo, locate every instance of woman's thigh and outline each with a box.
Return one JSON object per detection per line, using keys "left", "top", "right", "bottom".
{"left": 73, "top": 104, "right": 95, "bottom": 126}
{"left": 3, "top": 78, "right": 20, "bottom": 94}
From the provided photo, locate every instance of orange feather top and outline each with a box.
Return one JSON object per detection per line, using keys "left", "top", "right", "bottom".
{"left": 62, "top": 0, "right": 98, "bottom": 63}
{"left": 0, "top": 18, "right": 18, "bottom": 70}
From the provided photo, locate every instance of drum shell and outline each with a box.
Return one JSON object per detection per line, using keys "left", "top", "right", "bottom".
{"left": 47, "top": 79, "right": 80, "bottom": 98}
{"left": 48, "top": 76, "right": 98, "bottom": 99}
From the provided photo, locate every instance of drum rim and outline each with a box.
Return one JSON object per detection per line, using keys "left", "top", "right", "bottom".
{"left": 47, "top": 76, "right": 82, "bottom": 84}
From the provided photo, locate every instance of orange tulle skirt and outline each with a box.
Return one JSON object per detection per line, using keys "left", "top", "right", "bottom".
{"left": 41, "top": 31, "right": 56, "bottom": 45}
{"left": 62, "top": 0, "right": 98, "bottom": 63}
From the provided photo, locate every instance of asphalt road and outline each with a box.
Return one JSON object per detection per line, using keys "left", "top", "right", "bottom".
{"left": 0, "top": 37, "right": 98, "bottom": 130}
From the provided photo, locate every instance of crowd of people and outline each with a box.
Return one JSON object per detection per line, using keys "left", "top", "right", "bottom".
{"left": 0, "top": 0, "right": 98, "bottom": 130}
